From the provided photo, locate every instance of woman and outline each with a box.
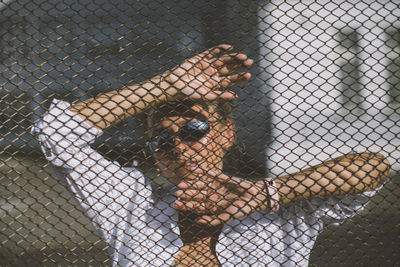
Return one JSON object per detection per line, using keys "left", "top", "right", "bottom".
{"left": 32, "top": 44, "right": 390, "bottom": 266}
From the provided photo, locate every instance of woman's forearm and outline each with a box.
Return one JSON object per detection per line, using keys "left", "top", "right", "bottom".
{"left": 66, "top": 44, "right": 250, "bottom": 130}
{"left": 68, "top": 74, "right": 171, "bottom": 130}
{"left": 275, "top": 152, "right": 390, "bottom": 205}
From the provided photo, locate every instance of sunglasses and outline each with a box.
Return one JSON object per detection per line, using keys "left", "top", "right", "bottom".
{"left": 148, "top": 120, "right": 216, "bottom": 153}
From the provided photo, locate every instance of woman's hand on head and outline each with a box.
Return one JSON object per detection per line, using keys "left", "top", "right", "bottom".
{"left": 163, "top": 44, "right": 253, "bottom": 101}
{"left": 174, "top": 170, "right": 272, "bottom": 226}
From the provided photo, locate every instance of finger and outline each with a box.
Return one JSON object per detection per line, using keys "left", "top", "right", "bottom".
{"left": 212, "top": 172, "right": 251, "bottom": 193}
{"left": 219, "top": 58, "right": 254, "bottom": 76}
{"left": 212, "top": 53, "right": 254, "bottom": 74}
{"left": 204, "top": 170, "right": 247, "bottom": 194}
{"left": 177, "top": 180, "right": 208, "bottom": 190}
{"left": 176, "top": 171, "right": 205, "bottom": 187}
{"left": 174, "top": 200, "right": 208, "bottom": 214}
{"left": 196, "top": 213, "right": 231, "bottom": 226}
{"left": 196, "top": 199, "right": 249, "bottom": 225}
{"left": 205, "top": 171, "right": 235, "bottom": 191}
{"left": 216, "top": 72, "right": 252, "bottom": 89}
{"left": 176, "top": 189, "right": 208, "bottom": 201}
{"left": 176, "top": 195, "right": 227, "bottom": 214}
{"left": 200, "top": 44, "right": 233, "bottom": 60}
{"left": 176, "top": 181, "right": 191, "bottom": 189}
{"left": 201, "top": 89, "right": 239, "bottom": 101}
{"left": 180, "top": 168, "right": 207, "bottom": 180}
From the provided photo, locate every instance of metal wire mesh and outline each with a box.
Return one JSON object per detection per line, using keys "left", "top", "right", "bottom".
{"left": 0, "top": 0, "right": 399, "bottom": 266}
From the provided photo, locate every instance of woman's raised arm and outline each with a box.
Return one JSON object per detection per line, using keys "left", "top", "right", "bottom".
{"left": 275, "top": 152, "right": 390, "bottom": 204}
{"left": 175, "top": 152, "right": 390, "bottom": 226}
{"left": 68, "top": 44, "right": 253, "bottom": 130}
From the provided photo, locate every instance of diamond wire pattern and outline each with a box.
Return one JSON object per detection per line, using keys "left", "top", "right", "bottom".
{"left": 0, "top": 0, "right": 399, "bottom": 266}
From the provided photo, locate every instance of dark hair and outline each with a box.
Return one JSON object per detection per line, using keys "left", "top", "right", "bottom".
{"left": 147, "top": 99, "right": 234, "bottom": 127}
{"left": 214, "top": 100, "right": 234, "bottom": 122}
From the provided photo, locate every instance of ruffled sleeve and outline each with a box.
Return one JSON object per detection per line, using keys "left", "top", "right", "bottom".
{"left": 31, "top": 99, "right": 153, "bottom": 243}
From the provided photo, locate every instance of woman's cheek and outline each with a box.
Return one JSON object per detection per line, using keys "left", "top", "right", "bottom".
{"left": 201, "top": 140, "right": 224, "bottom": 169}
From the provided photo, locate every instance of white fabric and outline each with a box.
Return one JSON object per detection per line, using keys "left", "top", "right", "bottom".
{"left": 32, "top": 99, "right": 379, "bottom": 267}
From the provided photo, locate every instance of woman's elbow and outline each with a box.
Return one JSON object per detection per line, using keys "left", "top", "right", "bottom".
{"left": 372, "top": 152, "right": 390, "bottom": 184}
{"left": 360, "top": 152, "right": 391, "bottom": 190}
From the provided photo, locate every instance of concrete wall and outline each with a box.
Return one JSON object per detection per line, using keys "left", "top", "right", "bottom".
{"left": 258, "top": 0, "right": 400, "bottom": 175}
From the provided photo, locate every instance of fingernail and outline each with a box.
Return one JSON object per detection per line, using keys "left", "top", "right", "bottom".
{"left": 174, "top": 201, "right": 183, "bottom": 208}
{"left": 197, "top": 219, "right": 206, "bottom": 224}
{"left": 177, "top": 182, "right": 188, "bottom": 189}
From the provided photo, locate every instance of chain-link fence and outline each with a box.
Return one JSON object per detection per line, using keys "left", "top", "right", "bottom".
{"left": 1, "top": 0, "right": 399, "bottom": 266}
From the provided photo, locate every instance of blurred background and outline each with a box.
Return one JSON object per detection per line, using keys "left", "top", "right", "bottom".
{"left": 0, "top": 0, "right": 399, "bottom": 266}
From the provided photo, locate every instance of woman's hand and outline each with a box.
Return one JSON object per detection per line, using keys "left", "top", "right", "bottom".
{"left": 164, "top": 44, "right": 253, "bottom": 101}
{"left": 174, "top": 170, "right": 277, "bottom": 226}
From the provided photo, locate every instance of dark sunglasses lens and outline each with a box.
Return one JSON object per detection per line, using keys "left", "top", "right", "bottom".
{"left": 149, "top": 121, "right": 211, "bottom": 153}
{"left": 179, "top": 121, "right": 210, "bottom": 142}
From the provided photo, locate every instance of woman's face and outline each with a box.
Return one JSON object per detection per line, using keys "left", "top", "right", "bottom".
{"left": 151, "top": 104, "right": 233, "bottom": 185}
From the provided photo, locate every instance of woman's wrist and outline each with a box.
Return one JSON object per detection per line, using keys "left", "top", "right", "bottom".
{"left": 127, "top": 74, "right": 175, "bottom": 107}
{"left": 262, "top": 178, "right": 280, "bottom": 214}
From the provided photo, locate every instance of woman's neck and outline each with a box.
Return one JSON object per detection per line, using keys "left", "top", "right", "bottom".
{"left": 174, "top": 211, "right": 223, "bottom": 267}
